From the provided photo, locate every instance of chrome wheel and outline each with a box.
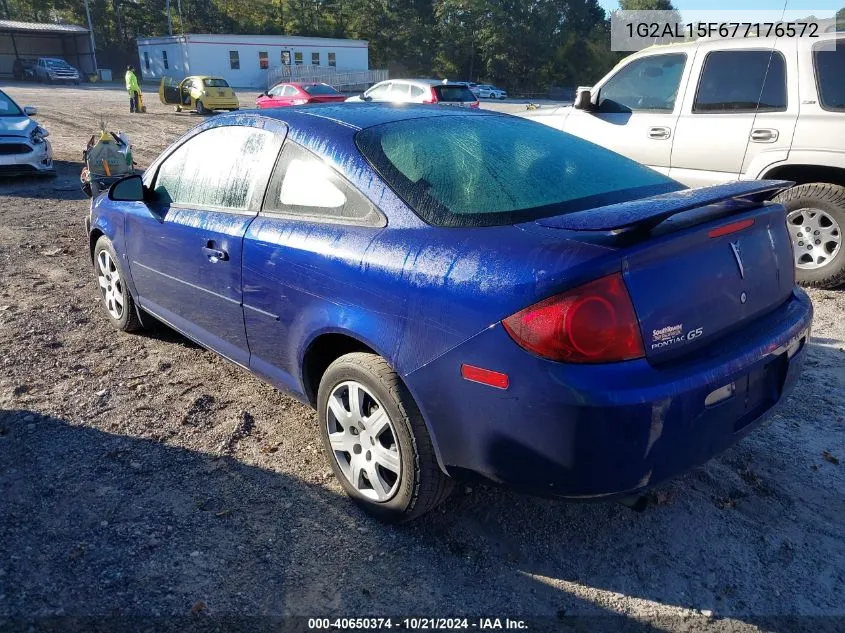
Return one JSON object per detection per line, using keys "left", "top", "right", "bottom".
{"left": 326, "top": 380, "right": 401, "bottom": 502}
{"left": 97, "top": 250, "right": 124, "bottom": 320}
{"left": 788, "top": 208, "right": 842, "bottom": 270}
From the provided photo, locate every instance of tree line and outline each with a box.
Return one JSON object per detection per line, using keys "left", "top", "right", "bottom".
{"left": 2, "top": 0, "right": 682, "bottom": 92}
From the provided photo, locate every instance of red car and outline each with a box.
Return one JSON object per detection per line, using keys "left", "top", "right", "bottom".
{"left": 256, "top": 82, "right": 347, "bottom": 108}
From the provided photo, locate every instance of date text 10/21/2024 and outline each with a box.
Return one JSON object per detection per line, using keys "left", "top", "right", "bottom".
{"left": 307, "top": 618, "right": 529, "bottom": 630}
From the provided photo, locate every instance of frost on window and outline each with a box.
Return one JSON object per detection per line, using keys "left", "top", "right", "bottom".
{"left": 356, "top": 115, "right": 682, "bottom": 227}
{"left": 155, "top": 126, "right": 281, "bottom": 211}
{"left": 280, "top": 158, "right": 346, "bottom": 208}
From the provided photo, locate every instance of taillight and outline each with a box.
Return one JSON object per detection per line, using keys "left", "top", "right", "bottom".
{"left": 502, "top": 273, "right": 644, "bottom": 363}
{"left": 422, "top": 88, "right": 439, "bottom": 104}
{"left": 470, "top": 101, "right": 480, "bottom": 108}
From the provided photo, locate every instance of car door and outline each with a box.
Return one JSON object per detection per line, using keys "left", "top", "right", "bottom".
{"left": 159, "top": 76, "right": 180, "bottom": 105}
{"left": 125, "top": 120, "right": 286, "bottom": 365}
{"left": 241, "top": 140, "right": 386, "bottom": 393}
{"left": 365, "top": 82, "right": 393, "bottom": 101}
{"left": 561, "top": 52, "right": 691, "bottom": 175}
{"left": 670, "top": 45, "right": 797, "bottom": 188}
{"left": 262, "top": 85, "right": 285, "bottom": 107}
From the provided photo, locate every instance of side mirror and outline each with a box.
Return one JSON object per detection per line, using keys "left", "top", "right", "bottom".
{"left": 24, "top": 105, "right": 37, "bottom": 116}
{"left": 573, "top": 89, "right": 594, "bottom": 111}
{"left": 362, "top": 94, "right": 372, "bottom": 102}
{"left": 109, "top": 174, "right": 145, "bottom": 202}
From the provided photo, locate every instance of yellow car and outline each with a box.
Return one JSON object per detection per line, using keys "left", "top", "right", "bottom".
{"left": 159, "top": 76, "right": 239, "bottom": 114}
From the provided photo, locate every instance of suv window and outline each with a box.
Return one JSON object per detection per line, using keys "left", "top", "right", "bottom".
{"left": 598, "top": 53, "right": 686, "bottom": 113}
{"left": 356, "top": 115, "right": 680, "bottom": 228}
{"left": 264, "top": 142, "right": 382, "bottom": 225}
{"left": 813, "top": 40, "right": 845, "bottom": 111}
{"left": 154, "top": 125, "right": 282, "bottom": 211}
{"left": 366, "top": 82, "right": 392, "bottom": 99}
{"left": 694, "top": 50, "right": 787, "bottom": 113}
{"left": 432, "top": 84, "right": 476, "bottom": 103}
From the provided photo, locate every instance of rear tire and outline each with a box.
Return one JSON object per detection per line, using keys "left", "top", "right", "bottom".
{"left": 774, "top": 183, "right": 845, "bottom": 289}
{"left": 196, "top": 100, "right": 207, "bottom": 115}
{"left": 317, "top": 352, "right": 453, "bottom": 523}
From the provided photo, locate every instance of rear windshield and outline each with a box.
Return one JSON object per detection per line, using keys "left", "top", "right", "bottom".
{"left": 433, "top": 85, "right": 477, "bottom": 102}
{"left": 0, "top": 90, "right": 23, "bottom": 117}
{"left": 355, "top": 115, "right": 682, "bottom": 227}
{"left": 203, "top": 79, "right": 230, "bottom": 88}
{"left": 303, "top": 84, "right": 340, "bottom": 96}
{"left": 814, "top": 40, "right": 845, "bottom": 111}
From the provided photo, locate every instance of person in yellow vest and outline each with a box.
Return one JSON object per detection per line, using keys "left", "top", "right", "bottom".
{"left": 125, "top": 66, "right": 140, "bottom": 113}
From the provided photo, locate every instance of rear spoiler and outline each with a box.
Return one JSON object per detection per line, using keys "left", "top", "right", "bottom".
{"left": 537, "top": 180, "right": 793, "bottom": 232}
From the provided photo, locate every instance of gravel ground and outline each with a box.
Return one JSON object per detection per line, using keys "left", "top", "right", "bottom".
{"left": 1, "top": 83, "right": 844, "bottom": 631}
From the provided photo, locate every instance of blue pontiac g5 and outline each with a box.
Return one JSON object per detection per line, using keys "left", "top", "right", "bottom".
{"left": 86, "top": 104, "right": 812, "bottom": 522}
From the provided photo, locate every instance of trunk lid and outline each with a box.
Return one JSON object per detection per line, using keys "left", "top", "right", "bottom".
{"left": 534, "top": 181, "right": 795, "bottom": 363}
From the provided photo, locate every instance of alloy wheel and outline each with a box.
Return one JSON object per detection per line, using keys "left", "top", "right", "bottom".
{"left": 97, "top": 250, "right": 124, "bottom": 320}
{"left": 326, "top": 380, "right": 401, "bottom": 501}
{"left": 788, "top": 208, "right": 842, "bottom": 270}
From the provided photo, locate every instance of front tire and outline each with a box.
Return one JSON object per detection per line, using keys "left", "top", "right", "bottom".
{"left": 775, "top": 183, "right": 845, "bottom": 289}
{"left": 317, "top": 352, "right": 453, "bottom": 522}
{"left": 93, "top": 236, "right": 143, "bottom": 333}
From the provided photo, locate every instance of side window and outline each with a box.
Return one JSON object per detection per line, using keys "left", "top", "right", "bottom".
{"left": 598, "top": 53, "right": 686, "bottom": 113}
{"left": 390, "top": 82, "right": 411, "bottom": 97}
{"left": 144, "top": 52, "right": 150, "bottom": 71}
{"left": 409, "top": 85, "right": 425, "bottom": 98}
{"left": 813, "top": 40, "right": 845, "bottom": 111}
{"left": 154, "top": 126, "right": 282, "bottom": 211}
{"left": 264, "top": 142, "right": 382, "bottom": 225}
{"left": 366, "top": 82, "right": 392, "bottom": 99}
{"left": 162, "top": 50, "right": 169, "bottom": 70}
{"left": 694, "top": 50, "right": 787, "bottom": 113}
{"left": 328, "top": 52, "right": 336, "bottom": 67}
{"left": 282, "top": 50, "right": 291, "bottom": 66}
{"left": 259, "top": 51, "right": 269, "bottom": 70}
{"left": 294, "top": 51, "right": 303, "bottom": 65}
{"left": 282, "top": 85, "right": 298, "bottom": 97}
{"left": 229, "top": 51, "right": 240, "bottom": 70}
{"left": 312, "top": 52, "right": 320, "bottom": 65}
{"left": 268, "top": 86, "right": 282, "bottom": 97}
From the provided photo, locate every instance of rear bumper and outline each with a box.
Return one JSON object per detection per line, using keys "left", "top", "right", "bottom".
{"left": 406, "top": 289, "right": 813, "bottom": 497}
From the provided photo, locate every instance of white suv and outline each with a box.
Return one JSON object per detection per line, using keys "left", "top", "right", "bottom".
{"left": 524, "top": 33, "right": 845, "bottom": 288}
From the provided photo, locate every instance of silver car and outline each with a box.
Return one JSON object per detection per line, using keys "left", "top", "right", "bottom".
{"left": 346, "top": 79, "right": 479, "bottom": 107}
{"left": 35, "top": 57, "right": 80, "bottom": 84}
{"left": 0, "top": 89, "right": 54, "bottom": 177}
{"left": 473, "top": 84, "right": 508, "bottom": 100}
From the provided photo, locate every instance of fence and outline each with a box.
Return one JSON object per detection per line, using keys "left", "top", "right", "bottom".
{"left": 265, "top": 65, "right": 388, "bottom": 92}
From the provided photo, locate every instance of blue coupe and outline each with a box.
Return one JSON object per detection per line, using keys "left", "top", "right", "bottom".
{"left": 87, "top": 105, "right": 812, "bottom": 521}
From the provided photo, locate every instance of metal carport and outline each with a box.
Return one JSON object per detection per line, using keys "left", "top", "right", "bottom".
{"left": 0, "top": 20, "right": 95, "bottom": 79}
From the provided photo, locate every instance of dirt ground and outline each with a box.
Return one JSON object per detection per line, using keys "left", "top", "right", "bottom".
{"left": 1, "top": 83, "right": 844, "bottom": 631}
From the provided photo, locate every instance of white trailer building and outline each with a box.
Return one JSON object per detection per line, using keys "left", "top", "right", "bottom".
{"left": 136, "top": 33, "right": 370, "bottom": 89}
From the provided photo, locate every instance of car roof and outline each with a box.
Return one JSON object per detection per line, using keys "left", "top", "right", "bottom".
{"left": 235, "top": 102, "right": 496, "bottom": 131}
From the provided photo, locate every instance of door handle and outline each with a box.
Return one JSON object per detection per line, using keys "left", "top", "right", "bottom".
{"left": 202, "top": 242, "right": 228, "bottom": 263}
{"left": 750, "top": 128, "right": 779, "bottom": 143}
{"left": 648, "top": 126, "right": 671, "bottom": 140}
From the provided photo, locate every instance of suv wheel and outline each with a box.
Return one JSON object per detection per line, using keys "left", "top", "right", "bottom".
{"left": 317, "top": 352, "right": 453, "bottom": 522}
{"left": 775, "top": 183, "right": 845, "bottom": 289}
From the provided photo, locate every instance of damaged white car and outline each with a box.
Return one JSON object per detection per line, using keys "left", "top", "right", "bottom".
{"left": 0, "top": 89, "right": 53, "bottom": 177}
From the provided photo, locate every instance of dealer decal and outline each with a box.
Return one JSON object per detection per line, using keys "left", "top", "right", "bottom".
{"left": 650, "top": 323, "right": 704, "bottom": 350}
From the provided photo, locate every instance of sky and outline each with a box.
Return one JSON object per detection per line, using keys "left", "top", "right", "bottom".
{"left": 597, "top": 0, "right": 844, "bottom": 17}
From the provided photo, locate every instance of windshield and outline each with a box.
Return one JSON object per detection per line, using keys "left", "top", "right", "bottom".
{"left": 303, "top": 84, "right": 340, "bottom": 96}
{"left": 0, "top": 90, "right": 23, "bottom": 117}
{"left": 44, "top": 59, "right": 68, "bottom": 67}
{"left": 203, "top": 78, "right": 230, "bottom": 88}
{"left": 356, "top": 114, "right": 682, "bottom": 228}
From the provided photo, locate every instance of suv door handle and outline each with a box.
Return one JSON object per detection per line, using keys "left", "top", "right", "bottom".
{"left": 648, "top": 126, "right": 671, "bottom": 140}
{"left": 202, "top": 242, "right": 228, "bottom": 263}
{"left": 750, "top": 128, "right": 779, "bottom": 143}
